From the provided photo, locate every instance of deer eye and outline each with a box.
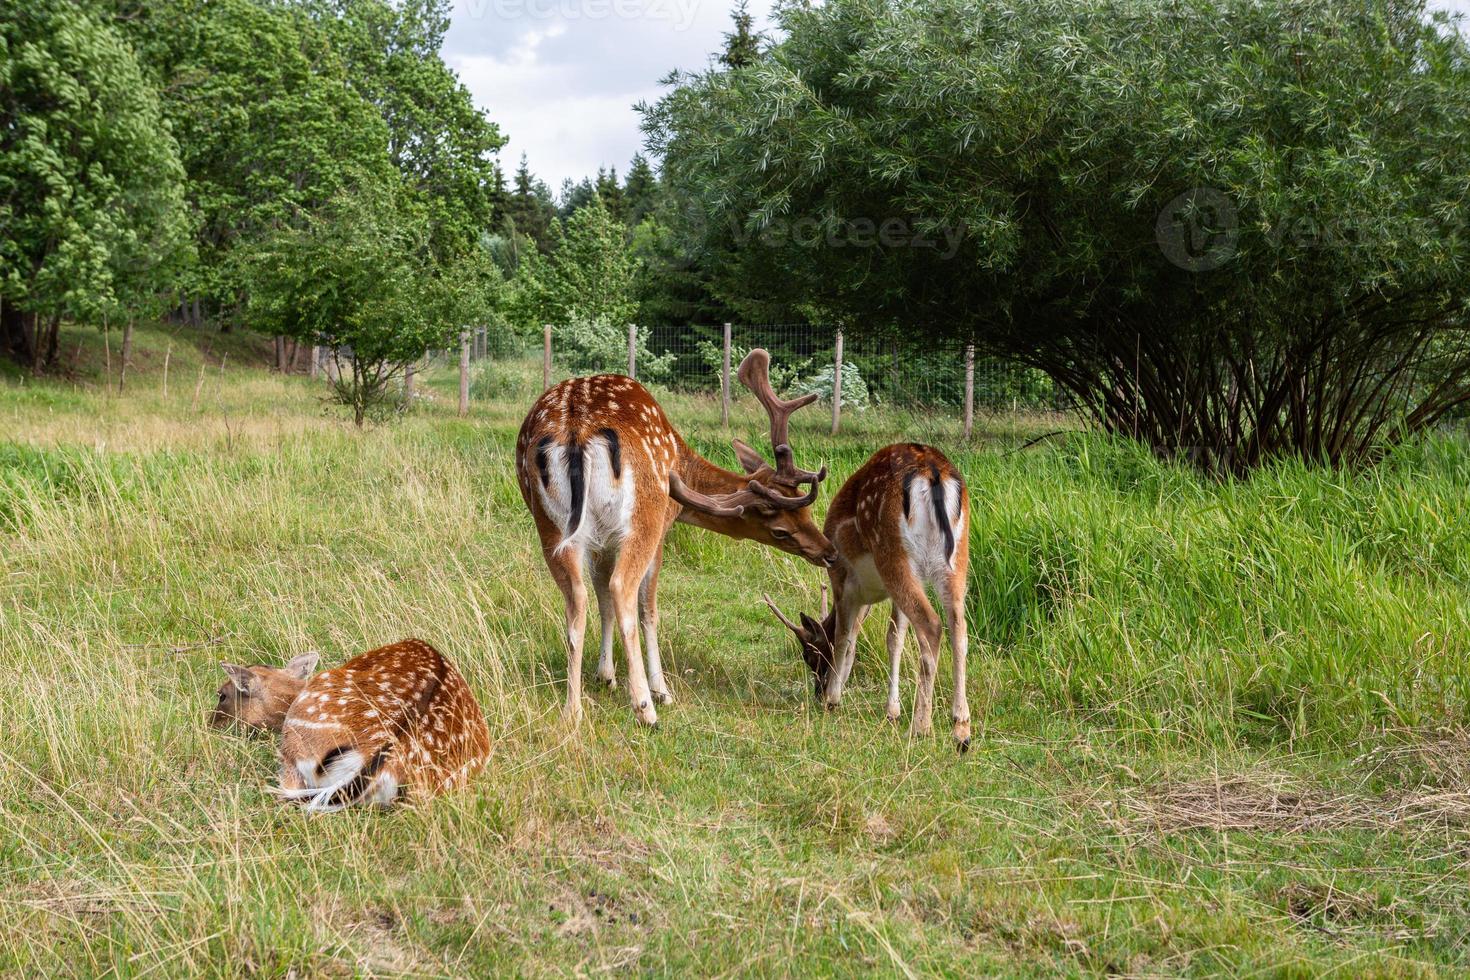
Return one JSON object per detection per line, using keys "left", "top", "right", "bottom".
{"left": 770, "top": 528, "right": 790, "bottom": 539}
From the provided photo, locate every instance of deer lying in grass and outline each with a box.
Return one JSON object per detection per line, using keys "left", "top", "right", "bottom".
{"left": 516, "top": 349, "right": 836, "bottom": 727}
{"left": 764, "top": 443, "right": 972, "bottom": 751}
{"left": 212, "top": 638, "right": 490, "bottom": 810}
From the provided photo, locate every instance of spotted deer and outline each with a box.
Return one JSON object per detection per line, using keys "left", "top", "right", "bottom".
{"left": 212, "top": 638, "right": 491, "bottom": 810}
{"left": 516, "top": 349, "right": 836, "bottom": 727}
{"left": 763, "top": 443, "right": 972, "bottom": 750}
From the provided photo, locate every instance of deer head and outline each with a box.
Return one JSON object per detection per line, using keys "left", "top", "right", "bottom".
{"left": 764, "top": 589, "right": 836, "bottom": 700}
{"left": 669, "top": 349, "right": 836, "bottom": 566}
{"left": 211, "top": 652, "right": 320, "bottom": 731}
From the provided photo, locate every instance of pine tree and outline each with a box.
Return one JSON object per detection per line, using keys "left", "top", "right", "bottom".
{"left": 719, "top": 0, "right": 762, "bottom": 70}
{"left": 595, "top": 166, "right": 627, "bottom": 225}
{"left": 623, "top": 154, "right": 659, "bottom": 227}
{"left": 508, "top": 154, "right": 555, "bottom": 252}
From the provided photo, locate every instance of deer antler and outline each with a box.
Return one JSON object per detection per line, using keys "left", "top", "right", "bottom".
{"left": 668, "top": 472, "right": 816, "bottom": 518}
{"left": 762, "top": 593, "right": 802, "bottom": 634}
{"left": 736, "top": 348, "right": 827, "bottom": 486}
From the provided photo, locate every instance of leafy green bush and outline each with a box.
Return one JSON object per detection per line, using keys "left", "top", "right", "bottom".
{"left": 792, "top": 362, "right": 870, "bottom": 411}
{"left": 559, "top": 313, "right": 675, "bottom": 380}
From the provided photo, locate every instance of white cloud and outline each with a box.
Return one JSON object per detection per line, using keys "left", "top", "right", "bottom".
{"left": 445, "top": 0, "right": 773, "bottom": 189}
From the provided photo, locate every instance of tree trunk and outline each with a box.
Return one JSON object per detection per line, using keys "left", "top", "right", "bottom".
{"left": 192, "top": 296, "right": 203, "bottom": 329}
{"left": 0, "top": 299, "right": 36, "bottom": 367}
{"left": 39, "top": 315, "right": 60, "bottom": 372}
{"left": 274, "top": 335, "right": 287, "bottom": 373}
{"left": 118, "top": 319, "right": 135, "bottom": 392}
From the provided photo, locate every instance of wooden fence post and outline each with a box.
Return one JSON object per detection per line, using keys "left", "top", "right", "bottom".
{"left": 162, "top": 343, "right": 171, "bottom": 399}
{"left": 627, "top": 323, "right": 637, "bottom": 379}
{"left": 831, "top": 329, "right": 844, "bottom": 436}
{"left": 459, "top": 329, "right": 471, "bottom": 417}
{"left": 478, "top": 327, "right": 487, "bottom": 360}
{"left": 963, "top": 343, "right": 975, "bottom": 440}
{"left": 721, "top": 322, "right": 732, "bottom": 428}
{"left": 310, "top": 345, "right": 320, "bottom": 380}
{"left": 543, "top": 324, "right": 552, "bottom": 390}
{"left": 405, "top": 359, "right": 416, "bottom": 400}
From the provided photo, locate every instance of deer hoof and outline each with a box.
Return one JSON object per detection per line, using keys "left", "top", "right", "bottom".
{"left": 599, "top": 675, "right": 618, "bottom": 690}
{"left": 633, "top": 701, "right": 658, "bottom": 727}
{"left": 885, "top": 704, "right": 901, "bottom": 723}
{"left": 651, "top": 689, "right": 673, "bottom": 705}
{"left": 561, "top": 703, "right": 584, "bottom": 726}
{"left": 953, "top": 719, "right": 972, "bottom": 748}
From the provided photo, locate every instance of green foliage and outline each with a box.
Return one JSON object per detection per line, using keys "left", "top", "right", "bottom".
{"left": 0, "top": 0, "right": 190, "bottom": 368}
{"left": 696, "top": 339, "right": 807, "bottom": 392}
{"left": 235, "top": 178, "right": 490, "bottom": 425}
{"left": 307, "top": 0, "right": 505, "bottom": 262}
{"left": 791, "top": 362, "right": 869, "bottom": 411}
{"left": 559, "top": 313, "right": 674, "bottom": 380}
{"left": 645, "top": 0, "right": 1470, "bottom": 472}
{"left": 511, "top": 196, "right": 640, "bottom": 333}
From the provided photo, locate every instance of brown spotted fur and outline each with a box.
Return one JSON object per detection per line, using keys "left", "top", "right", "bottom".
{"left": 516, "top": 358, "right": 835, "bottom": 727}
{"left": 767, "top": 444, "right": 973, "bottom": 750}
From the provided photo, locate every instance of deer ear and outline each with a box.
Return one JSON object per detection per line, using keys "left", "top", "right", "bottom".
{"left": 220, "top": 664, "right": 255, "bottom": 694}
{"left": 731, "top": 438, "right": 769, "bottom": 475}
{"left": 283, "top": 651, "right": 320, "bottom": 679}
{"left": 798, "top": 613, "right": 826, "bottom": 642}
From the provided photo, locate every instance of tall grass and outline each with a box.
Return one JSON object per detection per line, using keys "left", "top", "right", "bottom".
{"left": 3, "top": 327, "right": 1470, "bottom": 974}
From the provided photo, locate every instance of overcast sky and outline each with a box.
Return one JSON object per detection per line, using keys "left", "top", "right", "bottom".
{"left": 443, "top": 0, "right": 1470, "bottom": 193}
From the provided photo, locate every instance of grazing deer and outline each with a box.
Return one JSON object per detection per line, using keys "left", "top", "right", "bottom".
{"left": 212, "top": 639, "right": 491, "bottom": 810}
{"left": 764, "top": 443, "right": 972, "bottom": 750}
{"left": 516, "top": 349, "right": 836, "bottom": 727}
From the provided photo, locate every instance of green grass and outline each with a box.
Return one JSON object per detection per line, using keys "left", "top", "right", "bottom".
{"left": 3, "top": 323, "right": 1470, "bottom": 975}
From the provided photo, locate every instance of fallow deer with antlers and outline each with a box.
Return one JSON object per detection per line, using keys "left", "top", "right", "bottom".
{"left": 764, "top": 443, "right": 972, "bottom": 750}
{"left": 516, "top": 349, "right": 836, "bottom": 727}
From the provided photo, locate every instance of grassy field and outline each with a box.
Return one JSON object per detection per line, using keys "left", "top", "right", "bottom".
{"left": 4, "top": 324, "right": 1470, "bottom": 976}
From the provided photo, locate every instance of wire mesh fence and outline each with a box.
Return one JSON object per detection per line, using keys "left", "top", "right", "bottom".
{"left": 540, "top": 322, "right": 1058, "bottom": 410}
{"left": 421, "top": 322, "right": 1067, "bottom": 430}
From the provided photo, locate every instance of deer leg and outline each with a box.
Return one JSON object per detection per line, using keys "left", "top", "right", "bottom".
{"left": 823, "top": 597, "right": 869, "bottom": 709}
{"left": 591, "top": 551, "right": 618, "bottom": 689}
{"left": 942, "top": 582, "right": 971, "bottom": 752}
{"left": 884, "top": 605, "right": 909, "bottom": 722}
{"left": 543, "top": 544, "right": 588, "bottom": 724}
{"left": 889, "top": 578, "right": 942, "bottom": 738}
{"left": 640, "top": 539, "right": 672, "bottom": 704}
{"left": 610, "top": 540, "right": 658, "bottom": 727}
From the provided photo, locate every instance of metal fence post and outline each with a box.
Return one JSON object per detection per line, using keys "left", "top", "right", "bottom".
{"left": 963, "top": 343, "right": 975, "bottom": 440}
{"left": 543, "top": 324, "right": 552, "bottom": 390}
{"left": 459, "top": 329, "right": 470, "bottom": 417}
{"left": 627, "top": 323, "right": 637, "bottom": 379}
{"left": 721, "top": 322, "right": 732, "bottom": 428}
{"left": 831, "top": 328, "right": 844, "bottom": 436}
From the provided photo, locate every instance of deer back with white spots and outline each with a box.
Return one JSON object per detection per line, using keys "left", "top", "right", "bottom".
{"left": 763, "top": 443, "right": 973, "bottom": 751}
{"left": 515, "top": 349, "right": 837, "bottom": 727}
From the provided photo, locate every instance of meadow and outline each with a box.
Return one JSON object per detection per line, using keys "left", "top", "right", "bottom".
{"left": 4, "top": 325, "right": 1470, "bottom": 976}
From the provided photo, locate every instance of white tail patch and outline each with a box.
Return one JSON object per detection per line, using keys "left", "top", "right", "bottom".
{"left": 900, "top": 476, "right": 964, "bottom": 582}
{"left": 274, "top": 748, "right": 376, "bottom": 812}
{"left": 542, "top": 434, "right": 635, "bottom": 556}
